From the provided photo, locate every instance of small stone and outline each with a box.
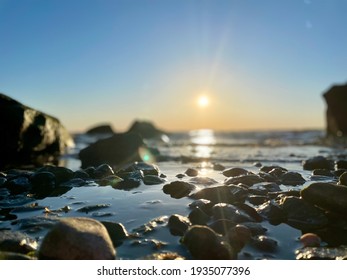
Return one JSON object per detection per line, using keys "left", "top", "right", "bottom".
{"left": 94, "top": 164, "right": 114, "bottom": 179}
{"left": 5, "top": 177, "right": 32, "bottom": 194}
{"left": 176, "top": 173, "right": 185, "bottom": 179}
{"left": 37, "top": 166, "right": 74, "bottom": 185}
{"left": 224, "top": 174, "right": 264, "bottom": 187}
{"left": 168, "top": 214, "right": 191, "bottom": 236}
{"left": 338, "top": 171, "right": 347, "bottom": 186}
{"left": 98, "top": 175, "right": 123, "bottom": 187}
{"left": 209, "top": 219, "right": 236, "bottom": 235}
{"left": 312, "top": 169, "right": 335, "bottom": 177}
{"left": 30, "top": 171, "right": 56, "bottom": 194}
{"left": 226, "top": 224, "right": 252, "bottom": 251}
{"left": 101, "top": 221, "right": 129, "bottom": 247}
{"left": 73, "top": 169, "right": 90, "bottom": 179}
{"left": 185, "top": 168, "right": 199, "bottom": 177}
{"left": 188, "top": 207, "right": 210, "bottom": 225}
{"left": 189, "top": 176, "right": 218, "bottom": 186}
{"left": 162, "top": 181, "right": 195, "bottom": 199}
{"left": 190, "top": 185, "right": 241, "bottom": 204}
{"left": 222, "top": 167, "right": 249, "bottom": 177}
{"left": 303, "top": 156, "right": 333, "bottom": 171}
{"left": 300, "top": 233, "right": 321, "bottom": 247}
{"left": 143, "top": 175, "right": 166, "bottom": 185}
{"left": 213, "top": 163, "right": 225, "bottom": 171}
{"left": 77, "top": 204, "right": 111, "bottom": 213}
{"left": 212, "top": 203, "right": 255, "bottom": 223}
{"left": 260, "top": 165, "right": 287, "bottom": 173}
{"left": 39, "top": 217, "right": 115, "bottom": 259}
{"left": 251, "top": 235, "right": 278, "bottom": 252}
{"left": 247, "top": 195, "right": 268, "bottom": 205}
{"left": 0, "top": 230, "right": 38, "bottom": 254}
{"left": 182, "top": 225, "right": 236, "bottom": 259}
{"left": 280, "top": 172, "right": 306, "bottom": 186}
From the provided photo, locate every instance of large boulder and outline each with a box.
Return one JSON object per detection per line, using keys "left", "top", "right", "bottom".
{"left": 0, "top": 93, "right": 74, "bottom": 168}
{"left": 127, "top": 120, "right": 166, "bottom": 139}
{"left": 323, "top": 83, "right": 347, "bottom": 136}
{"left": 38, "top": 217, "right": 116, "bottom": 260}
{"left": 79, "top": 132, "right": 151, "bottom": 168}
{"left": 86, "top": 123, "right": 114, "bottom": 135}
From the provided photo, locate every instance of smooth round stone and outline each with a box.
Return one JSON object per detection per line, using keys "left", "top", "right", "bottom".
{"left": 302, "top": 156, "right": 333, "bottom": 171}
{"left": 30, "top": 171, "right": 56, "bottom": 193}
{"left": 300, "top": 233, "right": 321, "bottom": 247}
{"left": 338, "top": 171, "right": 347, "bottom": 186}
{"left": 143, "top": 175, "right": 166, "bottom": 185}
{"left": 162, "top": 181, "right": 195, "bottom": 199}
{"left": 222, "top": 167, "right": 248, "bottom": 177}
{"left": 213, "top": 163, "right": 225, "bottom": 171}
{"left": 94, "top": 164, "right": 114, "bottom": 179}
{"left": 251, "top": 235, "right": 278, "bottom": 252}
{"left": 168, "top": 214, "right": 191, "bottom": 236}
{"left": 185, "top": 168, "right": 199, "bottom": 177}
{"left": 39, "top": 217, "right": 116, "bottom": 260}
{"left": 280, "top": 172, "right": 306, "bottom": 186}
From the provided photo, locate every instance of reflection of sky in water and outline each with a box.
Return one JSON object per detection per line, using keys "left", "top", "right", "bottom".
{"left": 189, "top": 129, "right": 216, "bottom": 158}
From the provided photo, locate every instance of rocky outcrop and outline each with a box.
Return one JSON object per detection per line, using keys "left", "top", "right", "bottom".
{"left": 0, "top": 93, "right": 74, "bottom": 168}
{"left": 323, "top": 83, "right": 347, "bottom": 136}
{"left": 127, "top": 120, "right": 166, "bottom": 139}
{"left": 86, "top": 123, "right": 114, "bottom": 135}
{"left": 79, "top": 132, "right": 146, "bottom": 168}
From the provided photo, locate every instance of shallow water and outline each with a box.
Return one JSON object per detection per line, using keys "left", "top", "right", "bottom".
{"left": 1, "top": 129, "right": 346, "bottom": 259}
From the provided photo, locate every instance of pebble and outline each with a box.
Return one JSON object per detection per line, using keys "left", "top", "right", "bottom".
{"left": 162, "top": 181, "right": 195, "bottom": 199}
{"left": 222, "top": 167, "right": 249, "bottom": 177}
{"left": 300, "top": 233, "right": 321, "bottom": 247}
{"left": 185, "top": 168, "right": 199, "bottom": 177}
{"left": 168, "top": 214, "right": 191, "bottom": 236}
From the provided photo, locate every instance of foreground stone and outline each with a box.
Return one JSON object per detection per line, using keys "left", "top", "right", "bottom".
{"left": 301, "top": 182, "right": 347, "bottom": 215}
{"left": 39, "top": 217, "right": 116, "bottom": 259}
{"left": 182, "top": 225, "right": 236, "bottom": 259}
{"left": 0, "top": 93, "right": 74, "bottom": 168}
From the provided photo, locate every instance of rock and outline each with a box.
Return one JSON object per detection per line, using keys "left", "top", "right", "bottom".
{"left": 338, "top": 171, "right": 347, "bottom": 186}
{"left": 185, "top": 168, "right": 199, "bottom": 177}
{"left": 212, "top": 203, "right": 255, "bottom": 223}
{"left": 79, "top": 132, "right": 145, "bottom": 168}
{"left": 247, "top": 195, "right": 268, "bottom": 205}
{"left": 162, "top": 181, "right": 195, "bottom": 199}
{"left": 182, "top": 225, "right": 236, "bottom": 259}
{"left": 209, "top": 219, "right": 236, "bottom": 235}
{"left": 0, "top": 230, "right": 37, "bottom": 254}
{"left": 77, "top": 204, "right": 111, "bottom": 213}
{"left": 248, "top": 182, "right": 281, "bottom": 195}
{"left": 5, "top": 177, "right": 32, "bottom": 194}
{"left": 73, "top": 169, "right": 90, "bottom": 179}
{"left": 86, "top": 124, "right": 114, "bottom": 135}
{"left": 323, "top": 83, "right": 347, "bottom": 136}
{"left": 0, "top": 251, "right": 33, "bottom": 260}
{"left": 260, "top": 165, "right": 287, "bottom": 173}
{"left": 0, "top": 93, "right": 74, "bottom": 168}
{"left": 224, "top": 174, "right": 264, "bottom": 187}
{"left": 226, "top": 224, "right": 252, "bottom": 251}
{"left": 39, "top": 217, "right": 116, "bottom": 259}
{"left": 143, "top": 175, "right": 166, "bottom": 185}
{"left": 312, "top": 169, "right": 335, "bottom": 177}
{"left": 115, "top": 170, "right": 143, "bottom": 190}
{"left": 213, "top": 163, "right": 225, "bottom": 171}
{"left": 300, "top": 233, "right": 321, "bottom": 247}
{"left": 257, "top": 200, "right": 286, "bottom": 225}
{"left": 239, "top": 222, "right": 268, "bottom": 236}
{"left": 94, "top": 164, "right": 114, "bottom": 179}
{"left": 168, "top": 214, "right": 191, "bottom": 236}
{"left": 121, "top": 162, "right": 160, "bottom": 176}
{"left": 279, "top": 196, "right": 328, "bottom": 230}
{"left": 222, "top": 167, "right": 249, "bottom": 177}
{"left": 100, "top": 221, "right": 129, "bottom": 247}
{"left": 37, "top": 165, "right": 74, "bottom": 185}
{"left": 30, "top": 171, "right": 56, "bottom": 194}
{"left": 250, "top": 235, "right": 278, "bottom": 252}
{"left": 126, "top": 120, "right": 166, "bottom": 139}
{"left": 188, "top": 207, "right": 210, "bottom": 225}
{"left": 301, "top": 182, "right": 347, "bottom": 215}
{"left": 97, "top": 175, "right": 123, "bottom": 187}
{"left": 280, "top": 172, "right": 306, "bottom": 186}
{"left": 302, "top": 156, "right": 333, "bottom": 171}
{"left": 189, "top": 176, "right": 218, "bottom": 186}
{"left": 190, "top": 185, "right": 244, "bottom": 204}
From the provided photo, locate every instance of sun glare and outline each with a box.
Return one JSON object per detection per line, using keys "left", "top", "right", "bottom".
{"left": 197, "top": 95, "right": 209, "bottom": 108}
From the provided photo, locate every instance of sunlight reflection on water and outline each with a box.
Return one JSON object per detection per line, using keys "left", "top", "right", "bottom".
{"left": 189, "top": 129, "right": 216, "bottom": 158}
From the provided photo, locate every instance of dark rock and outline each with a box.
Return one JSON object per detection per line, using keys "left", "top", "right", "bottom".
{"left": 247, "top": 195, "right": 268, "bottom": 205}
{"left": 226, "top": 224, "right": 252, "bottom": 251}
{"left": 335, "top": 160, "right": 347, "bottom": 170}
{"left": 132, "top": 216, "right": 168, "bottom": 235}
{"left": 257, "top": 200, "right": 286, "bottom": 225}
{"left": 5, "top": 177, "right": 32, "bottom": 194}
{"left": 0, "top": 93, "right": 74, "bottom": 168}
{"left": 303, "top": 156, "right": 333, "bottom": 170}
{"left": 213, "top": 163, "right": 225, "bottom": 171}
{"left": 73, "top": 169, "right": 90, "bottom": 179}
{"left": 209, "top": 219, "right": 236, "bottom": 235}
{"left": 250, "top": 235, "right": 278, "bottom": 252}
{"left": 222, "top": 167, "right": 249, "bottom": 177}
{"left": 188, "top": 207, "right": 210, "bottom": 225}
{"left": 100, "top": 221, "right": 129, "bottom": 247}
{"left": 280, "top": 171, "right": 306, "bottom": 186}
{"left": 115, "top": 170, "right": 143, "bottom": 190}
{"left": 185, "top": 168, "right": 199, "bottom": 177}
{"left": 334, "top": 169, "right": 347, "bottom": 177}
{"left": 162, "top": 181, "right": 195, "bottom": 199}
{"left": 260, "top": 165, "right": 287, "bottom": 173}
{"left": 224, "top": 174, "right": 264, "bottom": 187}
{"left": 37, "top": 165, "right": 74, "bottom": 185}
{"left": 190, "top": 185, "right": 244, "bottom": 204}
{"left": 79, "top": 132, "right": 145, "bottom": 168}
{"left": 94, "top": 164, "right": 114, "bottom": 179}
{"left": 143, "top": 175, "right": 166, "bottom": 185}
{"left": 338, "top": 171, "right": 347, "bottom": 186}
{"left": 97, "top": 175, "right": 123, "bottom": 187}
{"left": 212, "top": 203, "right": 255, "bottom": 223}
{"left": 30, "top": 171, "right": 55, "bottom": 194}
{"left": 0, "top": 230, "right": 37, "bottom": 254}
{"left": 268, "top": 167, "right": 287, "bottom": 178}
{"left": 248, "top": 182, "right": 281, "bottom": 195}
{"left": 127, "top": 120, "right": 166, "bottom": 139}
{"left": 86, "top": 124, "right": 114, "bottom": 135}
{"left": 0, "top": 177, "right": 7, "bottom": 188}
{"left": 279, "top": 196, "right": 328, "bottom": 230}
{"left": 312, "top": 169, "right": 335, "bottom": 177}
{"left": 188, "top": 199, "right": 213, "bottom": 214}
{"left": 323, "top": 83, "right": 347, "bottom": 136}
{"left": 239, "top": 222, "right": 268, "bottom": 236}
{"left": 168, "top": 214, "right": 191, "bottom": 236}
{"left": 39, "top": 217, "right": 116, "bottom": 259}
{"left": 121, "top": 162, "right": 160, "bottom": 176}
{"left": 176, "top": 173, "right": 185, "bottom": 179}
{"left": 301, "top": 182, "right": 347, "bottom": 215}
{"left": 182, "top": 225, "right": 236, "bottom": 259}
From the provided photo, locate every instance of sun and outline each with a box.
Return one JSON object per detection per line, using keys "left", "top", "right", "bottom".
{"left": 197, "top": 95, "right": 209, "bottom": 108}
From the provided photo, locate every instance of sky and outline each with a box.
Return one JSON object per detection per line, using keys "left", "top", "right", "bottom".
{"left": 1, "top": 0, "right": 347, "bottom": 133}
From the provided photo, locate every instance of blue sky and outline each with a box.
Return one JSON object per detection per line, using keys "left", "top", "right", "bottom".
{"left": 1, "top": 0, "right": 346, "bottom": 132}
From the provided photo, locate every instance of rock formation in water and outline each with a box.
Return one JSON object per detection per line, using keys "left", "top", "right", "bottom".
{"left": 323, "top": 83, "right": 347, "bottom": 136}
{"left": 127, "top": 120, "right": 166, "bottom": 139}
{"left": 0, "top": 93, "right": 74, "bottom": 168}
{"left": 86, "top": 123, "right": 114, "bottom": 135}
